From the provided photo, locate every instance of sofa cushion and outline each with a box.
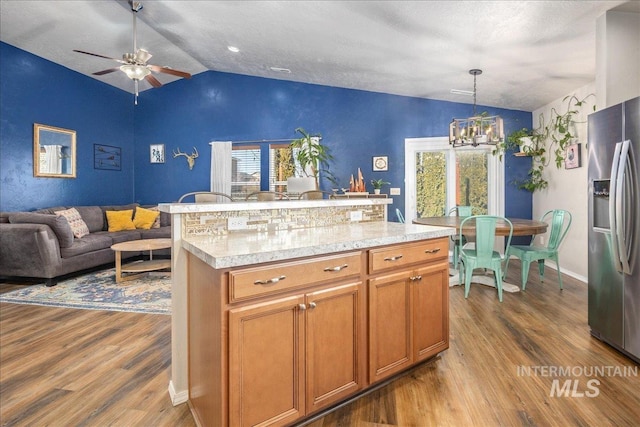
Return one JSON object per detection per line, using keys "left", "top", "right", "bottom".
{"left": 133, "top": 207, "right": 160, "bottom": 230}
{"left": 74, "top": 206, "right": 105, "bottom": 233}
{"left": 54, "top": 208, "right": 90, "bottom": 239}
{"left": 100, "top": 204, "right": 139, "bottom": 231}
{"left": 8, "top": 212, "right": 74, "bottom": 248}
{"left": 106, "top": 210, "right": 136, "bottom": 232}
{"left": 107, "top": 230, "right": 143, "bottom": 244}
{"left": 139, "top": 227, "right": 171, "bottom": 239}
{"left": 34, "top": 206, "right": 68, "bottom": 215}
{"left": 59, "top": 233, "right": 113, "bottom": 258}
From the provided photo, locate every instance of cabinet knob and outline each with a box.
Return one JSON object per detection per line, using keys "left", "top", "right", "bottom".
{"left": 409, "top": 275, "right": 422, "bottom": 281}
{"left": 309, "top": 302, "right": 317, "bottom": 309}
{"left": 383, "top": 255, "right": 403, "bottom": 262}
{"left": 424, "top": 248, "right": 441, "bottom": 254}
{"left": 298, "top": 303, "right": 307, "bottom": 311}
{"left": 254, "top": 275, "right": 286, "bottom": 285}
{"left": 324, "top": 264, "right": 348, "bottom": 272}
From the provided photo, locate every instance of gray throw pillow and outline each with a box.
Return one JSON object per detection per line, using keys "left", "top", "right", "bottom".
{"left": 8, "top": 212, "right": 74, "bottom": 248}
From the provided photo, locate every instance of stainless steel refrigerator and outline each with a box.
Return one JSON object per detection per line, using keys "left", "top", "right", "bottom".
{"left": 588, "top": 96, "right": 639, "bottom": 363}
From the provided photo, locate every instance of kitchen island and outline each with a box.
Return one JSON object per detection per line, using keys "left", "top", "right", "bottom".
{"left": 159, "top": 200, "right": 455, "bottom": 426}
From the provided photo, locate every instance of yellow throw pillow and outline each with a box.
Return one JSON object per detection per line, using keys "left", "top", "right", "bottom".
{"left": 133, "top": 207, "right": 160, "bottom": 230}
{"left": 106, "top": 209, "right": 136, "bottom": 232}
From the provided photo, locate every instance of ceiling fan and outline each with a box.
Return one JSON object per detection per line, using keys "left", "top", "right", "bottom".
{"left": 74, "top": 0, "right": 191, "bottom": 104}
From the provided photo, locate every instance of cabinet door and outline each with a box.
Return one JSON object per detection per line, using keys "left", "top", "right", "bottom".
{"left": 229, "top": 295, "right": 306, "bottom": 427}
{"left": 369, "top": 271, "right": 413, "bottom": 382}
{"left": 305, "top": 282, "right": 365, "bottom": 413}
{"left": 412, "top": 262, "right": 449, "bottom": 361}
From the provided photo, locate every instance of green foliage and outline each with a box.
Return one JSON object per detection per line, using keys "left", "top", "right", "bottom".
{"left": 370, "top": 179, "right": 390, "bottom": 189}
{"left": 493, "top": 93, "right": 594, "bottom": 193}
{"left": 289, "top": 127, "right": 335, "bottom": 189}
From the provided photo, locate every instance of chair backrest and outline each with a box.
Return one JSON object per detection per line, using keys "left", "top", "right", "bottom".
{"left": 540, "top": 209, "right": 572, "bottom": 250}
{"left": 298, "top": 190, "right": 330, "bottom": 200}
{"left": 460, "top": 215, "right": 513, "bottom": 262}
{"left": 449, "top": 205, "right": 473, "bottom": 217}
{"left": 178, "top": 191, "right": 234, "bottom": 203}
{"left": 245, "top": 191, "right": 289, "bottom": 201}
{"left": 395, "top": 208, "right": 405, "bottom": 223}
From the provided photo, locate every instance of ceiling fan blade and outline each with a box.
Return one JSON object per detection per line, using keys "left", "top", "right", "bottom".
{"left": 73, "top": 49, "right": 126, "bottom": 64}
{"left": 149, "top": 64, "right": 192, "bottom": 79}
{"left": 93, "top": 68, "right": 120, "bottom": 76}
{"left": 145, "top": 74, "right": 163, "bottom": 88}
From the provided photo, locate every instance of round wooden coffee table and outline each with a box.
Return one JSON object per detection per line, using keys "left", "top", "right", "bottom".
{"left": 111, "top": 238, "right": 171, "bottom": 283}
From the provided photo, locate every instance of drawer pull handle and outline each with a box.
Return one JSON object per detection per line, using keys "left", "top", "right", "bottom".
{"left": 410, "top": 275, "right": 422, "bottom": 281}
{"left": 383, "top": 255, "right": 403, "bottom": 262}
{"left": 298, "top": 303, "right": 307, "bottom": 311}
{"left": 324, "top": 264, "right": 348, "bottom": 272}
{"left": 309, "top": 302, "right": 317, "bottom": 309}
{"left": 254, "top": 275, "right": 286, "bottom": 285}
{"left": 424, "top": 248, "right": 441, "bottom": 254}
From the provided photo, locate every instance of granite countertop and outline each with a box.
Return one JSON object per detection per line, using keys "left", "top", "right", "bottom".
{"left": 182, "top": 222, "right": 455, "bottom": 269}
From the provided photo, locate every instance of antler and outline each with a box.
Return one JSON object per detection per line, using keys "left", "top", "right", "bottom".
{"left": 173, "top": 147, "right": 199, "bottom": 170}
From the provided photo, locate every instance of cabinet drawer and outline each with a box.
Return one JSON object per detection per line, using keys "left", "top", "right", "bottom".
{"left": 229, "top": 252, "right": 362, "bottom": 302}
{"left": 368, "top": 238, "right": 448, "bottom": 273}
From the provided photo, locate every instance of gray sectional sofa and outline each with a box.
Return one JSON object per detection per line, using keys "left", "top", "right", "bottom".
{"left": 0, "top": 203, "right": 171, "bottom": 286}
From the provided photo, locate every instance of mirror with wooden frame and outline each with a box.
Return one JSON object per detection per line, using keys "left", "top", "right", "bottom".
{"left": 33, "top": 123, "right": 76, "bottom": 178}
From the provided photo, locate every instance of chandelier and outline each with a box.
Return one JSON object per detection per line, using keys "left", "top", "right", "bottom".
{"left": 449, "top": 69, "right": 504, "bottom": 147}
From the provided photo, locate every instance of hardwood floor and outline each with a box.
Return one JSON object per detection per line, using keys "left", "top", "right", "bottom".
{"left": 1, "top": 262, "right": 639, "bottom": 426}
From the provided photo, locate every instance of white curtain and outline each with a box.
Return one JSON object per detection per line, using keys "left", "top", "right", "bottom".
{"left": 42, "top": 145, "right": 62, "bottom": 174}
{"left": 210, "top": 141, "right": 232, "bottom": 201}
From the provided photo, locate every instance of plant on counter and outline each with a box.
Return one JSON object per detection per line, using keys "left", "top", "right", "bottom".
{"left": 370, "top": 179, "right": 390, "bottom": 194}
{"left": 289, "top": 127, "right": 335, "bottom": 189}
{"left": 493, "top": 93, "right": 595, "bottom": 192}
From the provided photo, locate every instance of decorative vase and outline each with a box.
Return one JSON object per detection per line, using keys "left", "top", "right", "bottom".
{"left": 374, "top": 189, "right": 381, "bottom": 195}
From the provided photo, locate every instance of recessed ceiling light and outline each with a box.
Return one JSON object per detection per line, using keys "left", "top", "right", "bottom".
{"left": 227, "top": 46, "right": 240, "bottom": 53}
{"left": 269, "top": 67, "right": 291, "bottom": 73}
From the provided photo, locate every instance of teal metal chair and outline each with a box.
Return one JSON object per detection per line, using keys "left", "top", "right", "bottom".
{"left": 459, "top": 215, "right": 513, "bottom": 302}
{"left": 449, "top": 206, "right": 473, "bottom": 270}
{"left": 503, "top": 209, "right": 572, "bottom": 290}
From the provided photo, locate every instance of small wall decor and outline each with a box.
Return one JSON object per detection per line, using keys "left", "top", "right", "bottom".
{"left": 173, "top": 146, "right": 199, "bottom": 170}
{"left": 564, "top": 143, "right": 581, "bottom": 169}
{"left": 372, "top": 156, "right": 388, "bottom": 171}
{"left": 94, "top": 144, "right": 121, "bottom": 171}
{"left": 150, "top": 144, "right": 165, "bottom": 164}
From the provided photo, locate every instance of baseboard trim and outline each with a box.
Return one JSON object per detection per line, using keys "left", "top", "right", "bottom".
{"left": 168, "top": 380, "right": 189, "bottom": 406}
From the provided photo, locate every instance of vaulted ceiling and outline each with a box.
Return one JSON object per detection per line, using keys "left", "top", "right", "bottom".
{"left": 1, "top": 1, "right": 637, "bottom": 111}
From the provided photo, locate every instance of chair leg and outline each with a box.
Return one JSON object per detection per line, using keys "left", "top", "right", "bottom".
{"left": 503, "top": 256, "right": 511, "bottom": 279}
{"left": 521, "top": 260, "right": 531, "bottom": 291}
{"left": 464, "top": 263, "right": 473, "bottom": 299}
{"left": 494, "top": 268, "right": 504, "bottom": 302}
{"left": 453, "top": 244, "right": 459, "bottom": 270}
{"left": 538, "top": 260, "right": 545, "bottom": 282}
{"left": 553, "top": 255, "right": 563, "bottom": 290}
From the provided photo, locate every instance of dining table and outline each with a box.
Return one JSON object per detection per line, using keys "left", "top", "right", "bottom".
{"left": 413, "top": 216, "right": 548, "bottom": 292}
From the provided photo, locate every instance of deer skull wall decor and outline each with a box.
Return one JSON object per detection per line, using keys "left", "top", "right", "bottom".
{"left": 173, "top": 147, "right": 198, "bottom": 170}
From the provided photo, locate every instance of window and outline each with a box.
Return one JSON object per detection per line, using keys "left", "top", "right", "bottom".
{"left": 405, "top": 137, "right": 504, "bottom": 224}
{"left": 231, "top": 145, "right": 261, "bottom": 198}
{"left": 231, "top": 143, "right": 298, "bottom": 198}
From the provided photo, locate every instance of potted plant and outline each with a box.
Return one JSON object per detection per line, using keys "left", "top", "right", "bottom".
{"left": 289, "top": 127, "right": 334, "bottom": 190}
{"left": 370, "top": 179, "right": 390, "bottom": 194}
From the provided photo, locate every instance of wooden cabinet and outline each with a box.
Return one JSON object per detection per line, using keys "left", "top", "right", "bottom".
{"left": 368, "top": 238, "right": 449, "bottom": 383}
{"left": 188, "top": 236, "right": 449, "bottom": 427}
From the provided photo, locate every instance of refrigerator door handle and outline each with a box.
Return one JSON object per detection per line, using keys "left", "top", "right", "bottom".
{"left": 615, "top": 140, "right": 636, "bottom": 275}
{"left": 609, "top": 142, "right": 623, "bottom": 273}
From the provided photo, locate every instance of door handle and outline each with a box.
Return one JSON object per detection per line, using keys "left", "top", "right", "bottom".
{"left": 323, "top": 264, "right": 348, "bottom": 272}
{"left": 424, "top": 248, "right": 441, "bottom": 254}
{"left": 384, "top": 255, "right": 403, "bottom": 262}
{"left": 254, "top": 275, "right": 286, "bottom": 285}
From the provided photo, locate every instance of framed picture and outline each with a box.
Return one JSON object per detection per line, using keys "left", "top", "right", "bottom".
{"left": 565, "top": 143, "right": 581, "bottom": 169}
{"left": 150, "top": 144, "right": 165, "bottom": 164}
{"left": 94, "top": 144, "right": 121, "bottom": 171}
{"left": 372, "top": 156, "right": 388, "bottom": 171}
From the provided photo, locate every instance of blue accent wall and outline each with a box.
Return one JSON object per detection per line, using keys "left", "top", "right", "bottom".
{"left": 134, "top": 70, "right": 533, "bottom": 219}
{"left": 0, "top": 42, "right": 134, "bottom": 212}
{"left": 1, "top": 41, "right": 534, "bottom": 221}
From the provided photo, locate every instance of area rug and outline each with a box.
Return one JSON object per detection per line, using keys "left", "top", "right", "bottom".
{"left": 0, "top": 269, "right": 171, "bottom": 315}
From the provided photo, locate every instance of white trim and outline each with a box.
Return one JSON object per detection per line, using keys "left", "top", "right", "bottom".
{"left": 168, "top": 380, "right": 189, "bottom": 406}
{"left": 404, "top": 136, "right": 505, "bottom": 224}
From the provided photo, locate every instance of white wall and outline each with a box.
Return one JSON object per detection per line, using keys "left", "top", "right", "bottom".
{"left": 531, "top": 82, "right": 596, "bottom": 283}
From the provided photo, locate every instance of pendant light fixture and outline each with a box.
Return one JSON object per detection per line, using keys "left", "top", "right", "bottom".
{"left": 449, "top": 69, "right": 504, "bottom": 147}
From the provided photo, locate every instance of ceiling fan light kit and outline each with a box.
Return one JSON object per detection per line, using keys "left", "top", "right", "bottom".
{"left": 74, "top": 0, "right": 191, "bottom": 105}
{"left": 449, "top": 69, "right": 504, "bottom": 148}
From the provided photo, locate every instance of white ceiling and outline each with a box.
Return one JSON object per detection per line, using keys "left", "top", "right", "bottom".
{"left": 1, "top": 0, "right": 638, "bottom": 111}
